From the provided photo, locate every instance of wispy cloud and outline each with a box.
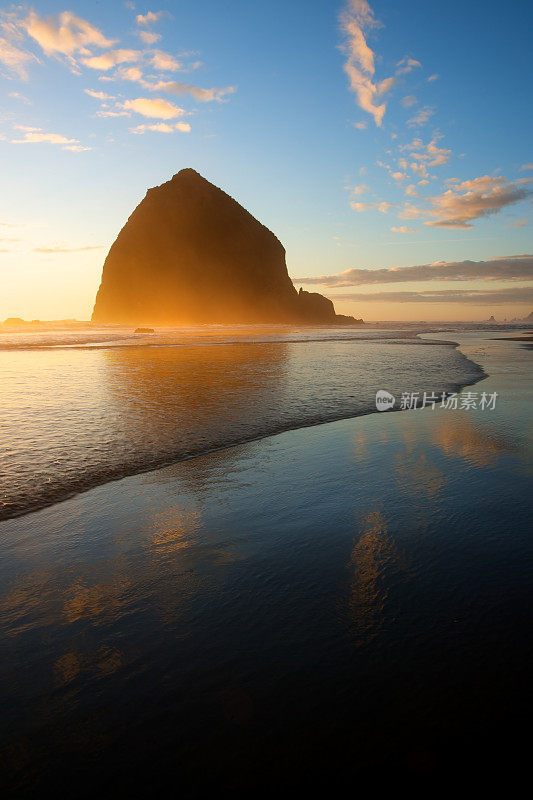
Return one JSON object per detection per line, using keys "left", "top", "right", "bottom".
{"left": 402, "top": 135, "right": 452, "bottom": 167}
{"left": 296, "top": 254, "right": 533, "bottom": 287}
{"left": 33, "top": 245, "right": 103, "bottom": 253}
{"left": 0, "top": 29, "right": 37, "bottom": 79}
{"left": 146, "top": 80, "right": 235, "bottom": 102}
{"left": 427, "top": 73, "right": 439, "bottom": 82}
{"left": 130, "top": 121, "right": 190, "bottom": 134}
{"left": 407, "top": 105, "right": 435, "bottom": 127}
{"left": 81, "top": 48, "right": 140, "bottom": 70}
{"left": 24, "top": 10, "right": 115, "bottom": 70}
{"left": 150, "top": 50, "right": 181, "bottom": 71}
{"left": 10, "top": 125, "right": 90, "bottom": 150}
{"left": 401, "top": 175, "right": 533, "bottom": 229}
{"left": 520, "top": 163, "right": 533, "bottom": 171}
{"left": 339, "top": 1, "right": 387, "bottom": 126}
{"left": 348, "top": 183, "right": 369, "bottom": 197}
{"left": 96, "top": 108, "right": 130, "bottom": 117}
{"left": 136, "top": 12, "right": 163, "bottom": 26}
{"left": 138, "top": 30, "right": 161, "bottom": 45}
{"left": 329, "top": 287, "right": 533, "bottom": 305}
{"left": 339, "top": 2, "right": 420, "bottom": 126}
{"left": 351, "top": 201, "right": 393, "bottom": 213}
{"left": 3, "top": 6, "right": 234, "bottom": 143}
{"left": 85, "top": 88, "right": 115, "bottom": 100}
{"left": 8, "top": 91, "right": 32, "bottom": 103}
{"left": 390, "top": 226, "right": 414, "bottom": 233}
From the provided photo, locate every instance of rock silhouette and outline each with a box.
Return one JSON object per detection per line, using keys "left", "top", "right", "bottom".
{"left": 92, "top": 169, "right": 361, "bottom": 325}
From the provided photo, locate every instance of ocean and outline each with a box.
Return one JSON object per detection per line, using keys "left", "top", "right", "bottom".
{"left": 1, "top": 324, "right": 484, "bottom": 519}
{"left": 1, "top": 327, "right": 531, "bottom": 791}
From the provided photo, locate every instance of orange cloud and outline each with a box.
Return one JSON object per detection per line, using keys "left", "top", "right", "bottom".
{"left": 296, "top": 254, "right": 533, "bottom": 287}
{"left": 25, "top": 11, "right": 114, "bottom": 56}
{"left": 81, "top": 49, "right": 140, "bottom": 70}
{"left": 122, "top": 97, "right": 185, "bottom": 119}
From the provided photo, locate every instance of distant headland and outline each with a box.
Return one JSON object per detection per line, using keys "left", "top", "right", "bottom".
{"left": 91, "top": 168, "right": 363, "bottom": 326}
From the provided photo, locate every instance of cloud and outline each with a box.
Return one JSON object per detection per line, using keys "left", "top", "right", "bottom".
{"left": 0, "top": 34, "right": 37, "bottom": 79}
{"left": 420, "top": 175, "right": 533, "bottom": 228}
{"left": 401, "top": 95, "right": 417, "bottom": 108}
{"left": 85, "top": 88, "right": 115, "bottom": 100}
{"left": 396, "top": 56, "right": 421, "bottom": 75}
{"left": 136, "top": 12, "right": 163, "bottom": 26}
{"left": 351, "top": 201, "right": 392, "bottom": 213}
{"left": 400, "top": 135, "right": 451, "bottom": 175}
{"left": 390, "top": 226, "right": 414, "bottom": 233}
{"left": 24, "top": 11, "right": 114, "bottom": 56}
{"left": 115, "top": 65, "right": 144, "bottom": 82}
{"left": 130, "top": 121, "right": 191, "bottom": 134}
{"left": 295, "top": 254, "right": 533, "bottom": 287}
{"left": 520, "top": 163, "right": 533, "bottom": 171}
{"left": 329, "top": 287, "right": 533, "bottom": 305}
{"left": 348, "top": 183, "right": 369, "bottom": 196}
{"left": 8, "top": 91, "right": 31, "bottom": 103}
{"left": 353, "top": 121, "right": 367, "bottom": 130}
{"left": 510, "top": 219, "right": 528, "bottom": 228}
{"left": 81, "top": 49, "right": 140, "bottom": 70}
{"left": 147, "top": 80, "right": 235, "bottom": 102}
{"left": 427, "top": 74, "right": 439, "bottom": 82}
{"left": 339, "top": 1, "right": 386, "bottom": 126}
{"left": 33, "top": 245, "right": 103, "bottom": 253}
{"left": 63, "top": 144, "right": 91, "bottom": 151}
{"left": 138, "top": 30, "right": 161, "bottom": 45}
{"left": 407, "top": 105, "right": 435, "bottom": 127}
{"left": 339, "top": 3, "right": 421, "bottom": 128}
{"left": 122, "top": 96, "right": 185, "bottom": 118}
{"left": 150, "top": 50, "right": 181, "bottom": 71}
{"left": 10, "top": 126, "right": 87, "bottom": 150}
{"left": 96, "top": 108, "right": 130, "bottom": 117}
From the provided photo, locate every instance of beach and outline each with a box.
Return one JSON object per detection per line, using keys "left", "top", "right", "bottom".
{"left": 1, "top": 330, "right": 532, "bottom": 791}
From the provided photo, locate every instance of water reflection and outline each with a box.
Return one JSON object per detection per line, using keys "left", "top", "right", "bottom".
{"left": 2, "top": 334, "right": 480, "bottom": 519}
{"left": 342, "top": 511, "right": 408, "bottom": 641}
{"left": 431, "top": 415, "right": 517, "bottom": 468}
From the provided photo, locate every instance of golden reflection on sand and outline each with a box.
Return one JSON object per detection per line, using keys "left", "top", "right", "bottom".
{"left": 62, "top": 578, "right": 132, "bottom": 624}
{"left": 54, "top": 646, "right": 124, "bottom": 686}
{"left": 343, "top": 511, "right": 407, "bottom": 640}
{"left": 431, "top": 414, "right": 515, "bottom": 468}
{"left": 149, "top": 507, "right": 202, "bottom": 556}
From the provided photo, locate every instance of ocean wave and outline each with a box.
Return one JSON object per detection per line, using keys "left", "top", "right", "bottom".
{"left": 0, "top": 331, "right": 485, "bottom": 520}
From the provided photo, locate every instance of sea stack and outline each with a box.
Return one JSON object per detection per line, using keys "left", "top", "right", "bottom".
{"left": 92, "top": 169, "right": 361, "bottom": 325}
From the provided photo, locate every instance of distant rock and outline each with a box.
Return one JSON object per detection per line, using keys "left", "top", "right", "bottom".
{"left": 134, "top": 327, "right": 155, "bottom": 334}
{"left": 92, "top": 169, "right": 362, "bottom": 326}
{"left": 512, "top": 311, "right": 533, "bottom": 323}
{"left": 2, "top": 317, "right": 25, "bottom": 326}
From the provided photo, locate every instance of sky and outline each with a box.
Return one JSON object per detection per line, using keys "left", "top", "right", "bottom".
{"left": 0, "top": 0, "right": 532, "bottom": 322}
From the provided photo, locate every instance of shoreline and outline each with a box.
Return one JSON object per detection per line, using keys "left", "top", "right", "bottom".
{"left": 1, "top": 331, "right": 487, "bottom": 523}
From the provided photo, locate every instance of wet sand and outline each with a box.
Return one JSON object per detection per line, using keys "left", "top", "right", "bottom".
{"left": 1, "top": 332, "right": 532, "bottom": 792}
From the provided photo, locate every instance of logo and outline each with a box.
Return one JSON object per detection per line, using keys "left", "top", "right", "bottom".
{"left": 375, "top": 390, "right": 395, "bottom": 412}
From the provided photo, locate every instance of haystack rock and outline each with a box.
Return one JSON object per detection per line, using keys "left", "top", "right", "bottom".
{"left": 92, "top": 169, "right": 362, "bottom": 325}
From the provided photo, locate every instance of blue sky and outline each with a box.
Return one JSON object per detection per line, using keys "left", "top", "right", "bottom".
{"left": 0, "top": 0, "right": 532, "bottom": 321}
